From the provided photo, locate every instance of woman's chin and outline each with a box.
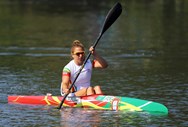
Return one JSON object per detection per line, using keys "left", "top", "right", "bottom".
{"left": 77, "top": 61, "right": 83, "bottom": 65}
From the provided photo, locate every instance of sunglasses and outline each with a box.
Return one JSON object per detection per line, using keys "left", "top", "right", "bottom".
{"left": 73, "top": 51, "right": 85, "bottom": 56}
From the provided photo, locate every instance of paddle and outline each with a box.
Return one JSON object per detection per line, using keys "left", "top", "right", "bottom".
{"left": 57, "top": 2, "right": 122, "bottom": 109}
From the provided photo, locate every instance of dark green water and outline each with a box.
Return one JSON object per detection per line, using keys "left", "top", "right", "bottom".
{"left": 0, "top": 0, "right": 188, "bottom": 126}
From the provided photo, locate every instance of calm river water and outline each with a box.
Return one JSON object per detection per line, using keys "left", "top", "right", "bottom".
{"left": 0, "top": 0, "right": 187, "bottom": 126}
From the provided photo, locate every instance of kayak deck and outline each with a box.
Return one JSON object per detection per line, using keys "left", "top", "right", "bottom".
{"left": 8, "top": 94, "right": 168, "bottom": 115}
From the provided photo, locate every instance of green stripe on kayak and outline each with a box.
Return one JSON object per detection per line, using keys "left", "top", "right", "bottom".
{"left": 96, "top": 95, "right": 168, "bottom": 114}
{"left": 122, "top": 97, "right": 168, "bottom": 114}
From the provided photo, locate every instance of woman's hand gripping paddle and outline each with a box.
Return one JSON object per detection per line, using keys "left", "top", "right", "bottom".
{"left": 57, "top": 2, "right": 122, "bottom": 109}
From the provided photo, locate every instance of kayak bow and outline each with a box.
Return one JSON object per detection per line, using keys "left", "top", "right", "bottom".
{"left": 8, "top": 94, "right": 168, "bottom": 115}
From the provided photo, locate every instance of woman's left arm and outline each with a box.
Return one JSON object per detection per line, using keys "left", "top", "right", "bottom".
{"left": 89, "top": 46, "right": 108, "bottom": 68}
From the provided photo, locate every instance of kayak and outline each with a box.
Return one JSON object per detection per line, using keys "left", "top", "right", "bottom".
{"left": 8, "top": 94, "right": 168, "bottom": 115}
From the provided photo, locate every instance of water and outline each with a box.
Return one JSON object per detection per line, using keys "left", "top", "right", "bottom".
{"left": 0, "top": 0, "right": 188, "bottom": 126}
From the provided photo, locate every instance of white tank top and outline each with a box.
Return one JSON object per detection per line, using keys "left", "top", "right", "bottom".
{"left": 62, "top": 59, "right": 92, "bottom": 91}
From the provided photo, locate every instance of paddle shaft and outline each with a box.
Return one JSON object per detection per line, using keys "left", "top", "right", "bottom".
{"left": 57, "top": 2, "right": 122, "bottom": 109}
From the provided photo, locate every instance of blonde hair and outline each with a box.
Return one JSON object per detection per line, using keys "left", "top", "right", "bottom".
{"left": 71, "top": 40, "right": 85, "bottom": 54}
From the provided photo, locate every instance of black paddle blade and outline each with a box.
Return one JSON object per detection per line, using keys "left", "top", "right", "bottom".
{"left": 101, "top": 2, "right": 122, "bottom": 35}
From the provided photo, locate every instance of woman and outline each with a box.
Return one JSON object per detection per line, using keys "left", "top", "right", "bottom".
{"left": 61, "top": 40, "right": 108, "bottom": 96}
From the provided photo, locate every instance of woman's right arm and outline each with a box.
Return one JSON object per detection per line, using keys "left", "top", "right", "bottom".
{"left": 61, "top": 74, "right": 70, "bottom": 94}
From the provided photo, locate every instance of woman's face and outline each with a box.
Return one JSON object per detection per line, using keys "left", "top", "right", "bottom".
{"left": 72, "top": 47, "right": 85, "bottom": 65}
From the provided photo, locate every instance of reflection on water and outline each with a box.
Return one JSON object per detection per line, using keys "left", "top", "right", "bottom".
{"left": 60, "top": 108, "right": 168, "bottom": 127}
{"left": 60, "top": 108, "right": 101, "bottom": 127}
{"left": 0, "top": 0, "right": 188, "bottom": 126}
{"left": 0, "top": 103, "right": 168, "bottom": 127}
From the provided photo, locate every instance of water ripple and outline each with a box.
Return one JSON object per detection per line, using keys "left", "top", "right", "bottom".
{"left": 110, "top": 49, "right": 158, "bottom": 58}
{"left": 0, "top": 46, "right": 69, "bottom": 51}
{"left": 0, "top": 46, "right": 71, "bottom": 57}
